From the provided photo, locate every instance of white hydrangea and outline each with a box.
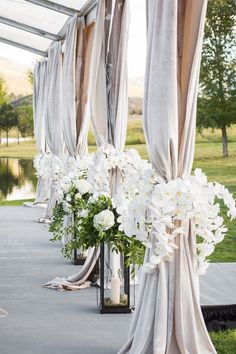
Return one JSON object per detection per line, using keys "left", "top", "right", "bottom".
{"left": 93, "top": 210, "right": 115, "bottom": 231}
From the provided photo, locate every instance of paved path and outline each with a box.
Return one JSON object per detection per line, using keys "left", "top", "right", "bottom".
{"left": 0, "top": 206, "right": 131, "bottom": 354}
{"left": 0, "top": 206, "right": 235, "bottom": 354}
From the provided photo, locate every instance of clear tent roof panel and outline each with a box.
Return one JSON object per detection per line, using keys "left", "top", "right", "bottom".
{"left": 0, "top": 0, "right": 69, "bottom": 35}
{"left": 0, "top": 22, "right": 51, "bottom": 51}
{"left": 52, "top": 0, "right": 88, "bottom": 11}
{"left": 0, "top": 0, "right": 96, "bottom": 55}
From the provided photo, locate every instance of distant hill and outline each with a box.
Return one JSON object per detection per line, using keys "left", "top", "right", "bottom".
{"left": 0, "top": 57, "right": 32, "bottom": 96}
{"left": 11, "top": 95, "right": 32, "bottom": 108}
{"left": 0, "top": 57, "right": 144, "bottom": 114}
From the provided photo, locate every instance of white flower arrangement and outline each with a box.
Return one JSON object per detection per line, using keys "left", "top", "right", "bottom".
{"left": 33, "top": 153, "right": 91, "bottom": 182}
{"left": 33, "top": 152, "right": 54, "bottom": 179}
{"left": 44, "top": 145, "right": 235, "bottom": 275}
{"left": 117, "top": 168, "right": 236, "bottom": 275}
{"left": 49, "top": 146, "right": 150, "bottom": 265}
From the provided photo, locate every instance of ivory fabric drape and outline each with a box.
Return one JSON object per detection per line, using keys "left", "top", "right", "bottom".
{"left": 45, "top": 41, "right": 63, "bottom": 157}
{"left": 43, "top": 0, "right": 130, "bottom": 290}
{"left": 44, "top": 21, "right": 97, "bottom": 290}
{"left": 62, "top": 14, "right": 89, "bottom": 157}
{"left": 33, "top": 61, "right": 49, "bottom": 203}
{"left": 72, "top": 0, "right": 130, "bottom": 287}
{"left": 43, "top": 42, "right": 64, "bottom": 219}
{"left": 119, "top": 1, "right": 216, "bottom": 354}
{"left": 90, "top": 0, "right": 129, "bottom": 152}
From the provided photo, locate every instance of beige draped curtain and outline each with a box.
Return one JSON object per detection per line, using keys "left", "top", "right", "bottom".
{"left": 33, "top": 61, "right": 49, "bottom": 203}
{"left": 43, "top": 41, "right": 64, "bottom": 219}
{"left": 62, "top": 14, "right": 92, "bottom": 157}
{"left": 75, "top": 0, "right": 130, "bottom": 286}
{"left": 90, "top": 0, "right": 129, "bottom": 152}
{"left": 119, "top": 1, "right": 216, "bottom": 353}
{"left": 45, "top": 42, "right": 63, "bottom": 157}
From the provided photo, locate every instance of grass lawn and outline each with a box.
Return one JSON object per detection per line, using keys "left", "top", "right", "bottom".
{"left": 210, "top": 329, "right": 236, "bottom": 354}
{"left": 0, "top": 140, "right": 36, "bottom": 158}
{"left": 0, "top": 199, "right": 34, "bottom": 206}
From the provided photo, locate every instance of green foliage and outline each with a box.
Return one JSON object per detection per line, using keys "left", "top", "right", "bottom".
{"left": 210, "top": 329, "right": 236, "bottom": 354}
{"left": 0, "top": 103, "right": 18, "bottom": 145}
{"left": 27, "top": 70, "right": 33, "bottom": 87}
{"left": 0, "top": 198, "right": 34, "bottom": 206}
{"left": 0, "top": 140, "right": 36, "bottom": 158}
{"left": 17, "top": 104, "right": 34, "bottom": 138}
{"left": 0, "top": 75, "right": 7, "bottom": 105}
{"left": 197, "top": 0, "right": 236, "bottom": 156}
{"left": 0, "top": 103, "right": 18, "bottom": 131}
{"left": 49, "top": 202, "right": 66, "bottom": 241}
{"left": 49, "top": 189, "right": 145, "bottom": 267}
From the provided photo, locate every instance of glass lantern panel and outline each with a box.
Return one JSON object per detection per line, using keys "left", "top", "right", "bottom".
{"left": 101, "top": 246, "right": 131, "bottom": 313}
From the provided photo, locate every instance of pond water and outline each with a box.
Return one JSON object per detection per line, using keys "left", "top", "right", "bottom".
{"left": 0, "top": 158, "right": 37, "bottom": 201}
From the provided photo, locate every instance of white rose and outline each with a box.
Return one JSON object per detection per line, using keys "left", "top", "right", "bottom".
{"left": 93, "top": 210, "right": 115, "bottom": 231}
{"left": 76, "top": 179, "right": 91, "bottom": 195}
{"left": 75, "top": 192, "right": 82, "bottom": 200}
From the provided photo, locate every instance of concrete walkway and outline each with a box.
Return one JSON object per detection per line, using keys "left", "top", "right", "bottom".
{"left": 0, "top": 206, "right": 131, "bottom": 354}
{"left": 0, "top": 206, "right": 235, "bottom": 354}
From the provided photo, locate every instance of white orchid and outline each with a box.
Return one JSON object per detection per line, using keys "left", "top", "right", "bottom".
{"left": 117, "top": 168, "right": 236, "bottom": 275}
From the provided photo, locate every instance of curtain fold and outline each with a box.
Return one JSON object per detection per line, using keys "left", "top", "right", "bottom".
{"left": 62, "top": 15, "right": 95, "bottom": 158}
{"left": 33, "top": 61, "right": 49, "bottom": 204}
{"left": 63, "top": 15, "right": 84, "bottom": 156}
{"left": 119, "top": 1, "right": 216, "bottom": 353}
{"left": 82, "top": 0, "right": 130, "bottom": 287}
{"left": 62, "top": 16, "right": 96, "bottom": 274}
{"left": 43, "top": 42, "right": 64, "bottom": 219}
{"left": 44, "top": 0, "right": 130, "bottom": 290}
{"left": 44, "top": 19, "right": 97, "bottom": 289}
{"left": 45, "top": 41, "right": 64, "bottom": 157}
{"left": 89, "top": 0, "right": 129, "bottom": 152}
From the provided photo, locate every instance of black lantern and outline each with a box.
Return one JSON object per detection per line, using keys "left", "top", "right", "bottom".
{"left": 98, "top": 243, "right": 135, "bottom": 314}
{"left": 71, "top": 212, "right": 86, "bottom": 265}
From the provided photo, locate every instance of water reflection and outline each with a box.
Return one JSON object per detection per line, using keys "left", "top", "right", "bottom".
{"left": 0, "top": 158, "right": 37, "bottom": 201}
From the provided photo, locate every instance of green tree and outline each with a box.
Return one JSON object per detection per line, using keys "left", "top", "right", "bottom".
{"left": 17, "top": 104, "right": 34, "bottom": 138}
{"left": 27, "top": 69, "right": 33, "bottom": 87}
{"left": 0, "top": 76, "right": 8, "bottom": 143}
{"left": 0, "top": 103, "right": 18, "bottom": 146}
{"left": 197, "top": 0, "right": 236, "bottom": 157}
{"left": 0, "top": 75, "right": 7, "bottom": 104}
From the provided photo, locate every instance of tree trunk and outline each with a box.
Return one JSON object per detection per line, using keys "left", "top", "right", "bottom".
{"left": 221, "top": 125, "right": 228, "bottom": 158}
{"left": 6, "top": 130, "right": 8, "bottom": 147}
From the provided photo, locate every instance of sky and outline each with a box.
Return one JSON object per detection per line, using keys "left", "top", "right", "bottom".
{"left": 0, "top": 0, "right": 146, "bottom": 79}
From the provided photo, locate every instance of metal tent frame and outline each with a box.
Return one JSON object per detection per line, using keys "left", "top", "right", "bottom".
{"left": 0, "top": 0, "right": 97, "bottom": 56}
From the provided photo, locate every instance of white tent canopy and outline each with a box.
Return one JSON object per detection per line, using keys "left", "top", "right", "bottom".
{"left": 0, "top": 0, "right": 97, "bottom": 56}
